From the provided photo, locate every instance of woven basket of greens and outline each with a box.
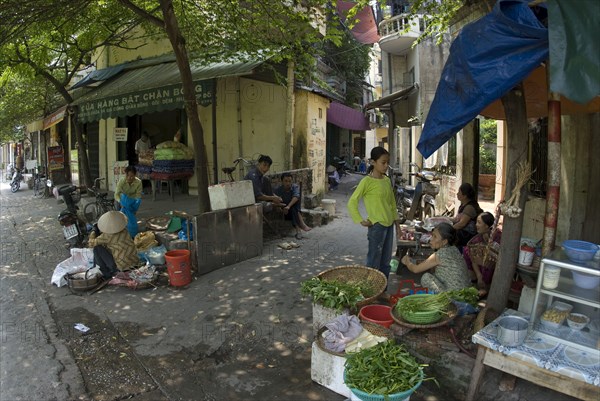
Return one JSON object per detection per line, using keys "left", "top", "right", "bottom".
{"left": 392, "top": 288, "right": 477, "bottom": 327}
{"left": 316, "top": 265, "right": 387, "bottom": 309}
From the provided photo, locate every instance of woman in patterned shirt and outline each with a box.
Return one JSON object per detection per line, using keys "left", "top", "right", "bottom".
{"left": 401, "top": 223, "right": 471, "bottom": 292}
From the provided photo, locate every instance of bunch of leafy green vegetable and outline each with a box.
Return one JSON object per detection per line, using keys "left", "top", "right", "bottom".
{"left": 345, "top": 341, "right": 428, "bottom": 396}
{"left": 446, "top": 287, "right": 480, "bottom": 307}
{"left": 300, "top": 278, "right": 373, "bottom": 311}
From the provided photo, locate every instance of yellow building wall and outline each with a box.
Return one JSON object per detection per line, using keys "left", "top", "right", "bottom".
{"left": 186, "top": 77, "right": 288, "bottom": 194}
{"left": 294, "top": 90, "right": 328, "bottom": 195}
{"left": 95, "top": 31, "right": 172, "bottom": 68}
{"left": 90, "top": 31, "right": 327, "bottom": 198}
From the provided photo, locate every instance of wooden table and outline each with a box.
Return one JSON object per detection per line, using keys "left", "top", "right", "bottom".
{"left": 467, "top": 311, "right": 600, "bottom": 401}
{"left": 467, "top": 346, "right": 599, "bottom": 400}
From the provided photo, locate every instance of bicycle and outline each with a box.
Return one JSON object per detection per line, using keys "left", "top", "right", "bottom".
{"left": 83, "top": 178, "right": 115, "bottom": 224}
{"left": 221, "top": 157, "right": 256, "bottom": 182}
{"left": 32, "top": 169, "right": 50, "bottom": 199}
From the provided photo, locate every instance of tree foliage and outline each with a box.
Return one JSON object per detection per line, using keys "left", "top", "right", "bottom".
{"left": 0, "top": 0, "right": 147, "bottom": 185}
{"left": 0, "top": 0, "right": 376, "bottom": 195}
{"left": 321, "top": 28, "right": 372, "bottom": 104}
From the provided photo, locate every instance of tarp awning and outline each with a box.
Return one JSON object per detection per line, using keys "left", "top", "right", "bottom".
{"left": 327, "top": 101, "right": 370, "bottom": 131}
{"left": 43, "top": 105, "right": 68, "bottom": 130}
{"left": 337, "top": 1, "right": 380, "bottom": 44}
{"left": 70, "top": 64, "right": 125, "bottom": 90}
{"left": 418, "top": 0, "right": 548, "bottom": 158}
{"left": 364, "top": 84, "right": 418, "bottom": 110}
{"left": 547, "top": 0, "right": 600, "bottom": 104}
{"left": 418, "top": 0, "right": 600, "bottom": 158}
{"left": 72, "top": 58, "right": 265, "bottom": 123}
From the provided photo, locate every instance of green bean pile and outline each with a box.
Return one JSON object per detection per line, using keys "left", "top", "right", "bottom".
{"left": 345, "top": 341, "right": 426, "bottom": 396}
{"left": 394, "top": 292, "right": 451, "bottom": 315}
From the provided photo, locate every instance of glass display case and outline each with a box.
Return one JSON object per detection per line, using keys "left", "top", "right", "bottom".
{"left": 530, "top": 248, "right": 600, "bottom": 353}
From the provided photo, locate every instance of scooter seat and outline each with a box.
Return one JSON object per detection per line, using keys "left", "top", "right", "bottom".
{"left": 58, "top": 184, "right": 77, "bottom": 196}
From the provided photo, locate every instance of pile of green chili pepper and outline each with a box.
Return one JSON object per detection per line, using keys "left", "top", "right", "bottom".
{"left": 394, "top": 292, "right": 451, "bottom": 315}
{"left": 300, "top": 278, "right": 373, "bottom": 311}
{"left": 345, "top": 341, "right": 427, "bottom": 396}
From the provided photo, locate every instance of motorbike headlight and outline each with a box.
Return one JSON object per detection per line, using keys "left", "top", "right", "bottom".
{"left": 46, "top": 179, "right": 53, "bottom": 187}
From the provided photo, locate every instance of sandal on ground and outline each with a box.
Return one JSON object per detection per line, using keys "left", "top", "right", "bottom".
{"left": 277, "top": 242, "right": 293, "bottom": 250}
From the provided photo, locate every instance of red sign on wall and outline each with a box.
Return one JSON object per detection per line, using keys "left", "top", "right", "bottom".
{"left": 48, "top": 146, "right": 64, "bottom": 171}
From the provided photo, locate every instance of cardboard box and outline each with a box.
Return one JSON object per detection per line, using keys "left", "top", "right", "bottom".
{"left": 208, "top": 180, "right": 255, "bottom": 211}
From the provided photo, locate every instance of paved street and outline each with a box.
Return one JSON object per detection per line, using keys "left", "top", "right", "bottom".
{"left": 0, "top": 175, "right": 584, "bottom": 401}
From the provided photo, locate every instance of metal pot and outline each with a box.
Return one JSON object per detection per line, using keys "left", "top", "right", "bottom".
{"left": 497, "top": 316, "right": 529, "bottom": 347}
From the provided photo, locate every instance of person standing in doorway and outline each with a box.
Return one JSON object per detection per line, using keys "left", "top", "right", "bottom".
{"left": 134, "top": 132, "right": 151, "bottom": 155}
{"left": 348, "top": 147, "right": 397, "bottom": 280}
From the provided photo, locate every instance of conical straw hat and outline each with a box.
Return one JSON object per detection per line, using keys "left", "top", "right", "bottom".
{"left": 326, "top": 165, "right": 336, "bottom": 173}
{"left": 98, "top": 211, "right": 128, "bottom": 234}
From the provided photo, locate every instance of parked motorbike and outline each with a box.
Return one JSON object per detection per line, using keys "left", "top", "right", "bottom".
{"left": 393, "top": 163, "right": 440, "bottom": 223}
{"left": 10, "top": 168, "right": 24, "bottom": 193}
{"left": 333, "top": 156, "right": 351, "bottom": 177}
{"left": 56, "top": 184, "right": 86, "bottom": 247}
{"left": 5, "top": 163, "right": 15, "bottom": 182}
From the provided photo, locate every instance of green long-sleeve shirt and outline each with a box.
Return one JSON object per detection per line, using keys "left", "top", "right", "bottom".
{"left": 348, "top": 175, "right": 396, "bottom": 227}
{"left": 114, "top": 177, "right": 142, "bottom": 201}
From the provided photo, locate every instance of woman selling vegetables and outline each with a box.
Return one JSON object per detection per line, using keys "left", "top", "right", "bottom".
{"left": 400, "top": 223, "right": 471, "bottom": 293}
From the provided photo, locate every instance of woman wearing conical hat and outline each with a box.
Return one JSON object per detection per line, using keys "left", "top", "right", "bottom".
{"left": 90, "top": 211, "right": 139, "bottom": 280}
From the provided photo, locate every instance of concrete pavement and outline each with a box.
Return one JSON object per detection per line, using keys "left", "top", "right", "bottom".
{"left": 0, "top": 175, "right": 584, "bottom": 401}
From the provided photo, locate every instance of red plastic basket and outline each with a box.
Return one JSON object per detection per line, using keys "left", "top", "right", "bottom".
{"left": 389, "top": 280, "right": 428, "bottom": 307}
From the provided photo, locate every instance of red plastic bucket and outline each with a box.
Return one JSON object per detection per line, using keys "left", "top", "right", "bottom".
{"left": 359, "top": 305, "right": 394, "bottom": 328}
{"left": 164, "top": 250, "right": 192, "bottom": 287}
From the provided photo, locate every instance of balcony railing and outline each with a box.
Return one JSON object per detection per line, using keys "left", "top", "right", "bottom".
{"left": 379, "top": 13, "right": 423, "bottom": 38}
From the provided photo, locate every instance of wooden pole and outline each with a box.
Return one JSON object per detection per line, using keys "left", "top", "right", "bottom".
{"left": 542, "top": 91, "right": 561, "bottom": 256}
{"left": 486, "top": 85, "right": 529, "bottom": 314}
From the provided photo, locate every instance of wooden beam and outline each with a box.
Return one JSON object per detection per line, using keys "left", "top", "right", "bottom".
{"left": 486, "top": 85, "right": 529, "bottom": 314}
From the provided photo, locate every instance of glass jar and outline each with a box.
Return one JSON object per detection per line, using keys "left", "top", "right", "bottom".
{"left": 542, "top": 266, "right": 561, "bottom": 289}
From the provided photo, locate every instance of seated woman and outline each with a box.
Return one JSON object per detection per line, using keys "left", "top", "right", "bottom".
{"left": 401, "top": 223, "right": 472, "bottom": 293}
{"left": 89, "top": 211, "right": 139, "bottom": 280}
{"left": 453, "top": 183, "right": 483, "bottom": 250}
{"left": 463, "top": 212, "right": 501, "bottom": 296}
{"left": 327, "top": 165, "right": 340, "bottom": 190}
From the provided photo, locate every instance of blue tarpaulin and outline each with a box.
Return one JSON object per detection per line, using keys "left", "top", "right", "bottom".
{"left": 417, "top": 0, "right": 548, "bottom": 159}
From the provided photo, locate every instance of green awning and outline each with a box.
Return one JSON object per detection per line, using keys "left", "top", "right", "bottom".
{"left": 73, "top": 58, "right": 264, "bottom": 123}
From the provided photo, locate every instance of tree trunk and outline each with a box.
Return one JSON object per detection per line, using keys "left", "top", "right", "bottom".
{"left": 159, "top": 0, "right": 210, "bottom": 213}
{"left": 70, "top": 109, "right": 92, "bottom": 189}
{"left": 486, "top": 85, "right": 529, "bottom": 314}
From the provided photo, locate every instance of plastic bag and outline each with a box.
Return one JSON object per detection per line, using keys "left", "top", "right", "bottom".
{"left": 52, "top": 248, "right": 95, "bottom": 287}
{"left": 452, "top": 300, "right": 479, "bottom": 317}
{"left": 178, "top": 219, "right": 193, "bottom": 241}
{"left": 145, "top": 245, "right": 167, "bottom": 265}
{"left": 120, "top": 194, "right": 141, "bottom": 238}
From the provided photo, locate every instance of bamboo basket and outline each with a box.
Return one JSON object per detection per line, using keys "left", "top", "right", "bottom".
{"left": 316, "top": 265, "right": 387, "bottom": 310}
